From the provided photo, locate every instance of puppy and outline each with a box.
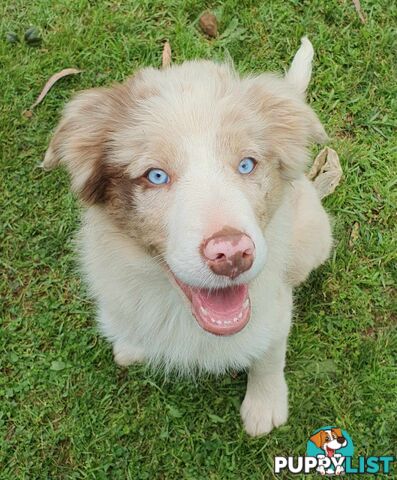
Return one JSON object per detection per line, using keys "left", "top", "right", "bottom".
{"left": 43, "top": 37, "right": 332, "bottom": 436}
{"left": 310, "top": 428, "right": 348, "bottom": 475}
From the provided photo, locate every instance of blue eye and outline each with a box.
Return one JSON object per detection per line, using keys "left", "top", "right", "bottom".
{"left": 146, "top": 168, "right": 169, "bottom": 185}
{"left": 238, "top": 157, "right": 256, "bottom": 175}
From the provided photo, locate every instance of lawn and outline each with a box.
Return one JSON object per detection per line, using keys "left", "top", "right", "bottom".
{"left": 1, "top": 0, "right": 396, "bottom": 478}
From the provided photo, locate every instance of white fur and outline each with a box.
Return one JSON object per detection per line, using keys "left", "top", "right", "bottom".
{"left": 80, "top": 176, "right": 331, "bottom": 438}
{"left": 79, "top": 191, "right": 292, "bottom": 375}
{"left": 286, "top": 36, "right": 315, "bottom": 95}
{"left": 45, "top": 38, "right": 332, "bottom": 436}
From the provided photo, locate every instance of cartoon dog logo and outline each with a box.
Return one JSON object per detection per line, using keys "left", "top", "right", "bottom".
{"left": 309, "top": 427, "right": 348, "bottom": 475}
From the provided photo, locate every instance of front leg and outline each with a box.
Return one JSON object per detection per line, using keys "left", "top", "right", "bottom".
{"left": 240, "top": 338, "right": 288, "bottom": 436}
{"left": 98, "top": 306, "right": 145, "bottom": 367}
{"left": 113, "top": 340, "right": 145, "bottom": 367}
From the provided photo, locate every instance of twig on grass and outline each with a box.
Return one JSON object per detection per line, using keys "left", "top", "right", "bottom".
{"left": 352, "top": 0, "right": 366, "bottom": 24}
{"left": 23, "top": 68, "right": 82, "bottom": 117}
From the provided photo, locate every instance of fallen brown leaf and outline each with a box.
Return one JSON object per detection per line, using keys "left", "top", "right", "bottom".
{"left": 22, "top": 109, "right": 33, "bottom": 119}
{"left": 27, "top": 68, "right": 82, "bottom": 112}
{"left": 199, "top": 11, "right": 218, "bottom": 38}
{"left": 162, "top": 41, "right": 172, "bottom": 68}
{"left": 307, "top": 147, "right": 343, "bottom": 199}
{"left": 352, "top": 0, "right": 366, "bottom": 24}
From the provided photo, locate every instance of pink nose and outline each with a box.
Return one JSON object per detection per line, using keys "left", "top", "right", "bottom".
{"left": 201, "top": 229, "right": 255, "bottom": 279}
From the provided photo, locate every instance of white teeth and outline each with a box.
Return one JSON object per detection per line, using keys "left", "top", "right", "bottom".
{"left": 238, "top": 312, "right": 243, "bottom": 319}
{"left": 216, "top": 320, "right": 222, "bottom": 325}
{"left": 243, "top": 299, "right": 250, "bottom": 309}
{"left": 233, "top": 317, "right": 238, "bottom": 323}
{"left": 200, "top": 307, "right": 208, "bottom": 315}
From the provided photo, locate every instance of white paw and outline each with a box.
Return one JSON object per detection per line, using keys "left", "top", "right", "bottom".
{"left": 113, "top": 343, "right": 145, "bottom": 367}
{"left": 240, "top": 376, "right": 288, "bottom": 436}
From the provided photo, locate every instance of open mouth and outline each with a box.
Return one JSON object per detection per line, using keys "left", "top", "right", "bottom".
{"left": 326, "top": 446, "right": 335, "bottom": 457}
{"left": 173, "top": 276, "right": 251, "bottom": 336}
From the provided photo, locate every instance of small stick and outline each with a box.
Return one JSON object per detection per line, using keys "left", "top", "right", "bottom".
{"left": 23, "top": 68, "right": 82, "bottom": 117}
{"left": 352, "top": 0, "right": 366, "bottom": 24}
{"left": 162, "top": 41, "right": 172, "bottom": 68}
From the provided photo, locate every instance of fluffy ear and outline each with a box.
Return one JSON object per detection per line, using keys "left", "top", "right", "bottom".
{"left": 244, "top": 73, "right": 327, "bottom": 180}
{"left": 42, "top": 83, "right": 131, "bottom": 204}
{"left": 310, "top": 430, "right": 326, "bottom": 448}
{"left": 285, "top": 37, "right": 314, "bottom": 96}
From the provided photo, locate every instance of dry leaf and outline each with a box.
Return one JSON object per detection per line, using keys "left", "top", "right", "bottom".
{"left": 307, "top": 147, "right": 343, "bottom": 199}
{"left": 28, "top": 68, "right": 82, "bottom": 111}
{"left": 349, "top": 222, "right": 360, "bottom": 247}
{"left": 162, "top": 41, "right": 172, "bottom": 68}
{"left": 22, "top": 109, "right": 33, "bottom": 119}
{"left": 199, "top": 11, "right": 218, "bottom": 38}
{"left": 352, "top": 0, "right": 366, "bottom": 24}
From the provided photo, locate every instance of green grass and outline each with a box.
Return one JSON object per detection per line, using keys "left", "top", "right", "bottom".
{"left": 1, "top": 1, "right": 396, "bottom": 478}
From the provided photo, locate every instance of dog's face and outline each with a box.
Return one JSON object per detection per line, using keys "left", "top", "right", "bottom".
{"left": 310, "top": 428, "right": 348, "bottom": 456}
{"left": 44, "top": 41, "right": 325, "bottom": 336}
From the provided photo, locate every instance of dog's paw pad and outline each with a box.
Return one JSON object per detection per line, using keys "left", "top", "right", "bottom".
{"left": 240, "top": 380, "right": 288, "bottom": 437}
{"left": 113, "top": 346, "right": 145, "bottom": 367}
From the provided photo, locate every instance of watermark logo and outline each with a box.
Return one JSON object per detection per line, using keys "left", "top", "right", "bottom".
{"left": 306, "top": 426, "right": 354, "bottom": 475}
{"left": 274, "top": 425, "right": 395, "bottom": 476}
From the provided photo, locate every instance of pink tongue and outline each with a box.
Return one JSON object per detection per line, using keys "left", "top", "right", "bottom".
{"left": 190, "top": 284, "right": 250, "bottom": 336}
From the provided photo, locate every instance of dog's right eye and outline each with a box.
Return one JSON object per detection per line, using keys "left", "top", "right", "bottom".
{"left": 146, "top": 168, "right": 170, "bottom": 185}
{"left": 238, "top": 157, "right": 257, "bottom": 175}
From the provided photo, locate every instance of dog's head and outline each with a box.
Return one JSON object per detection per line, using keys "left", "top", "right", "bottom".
{"left": 44, "top": 38, "right": 325, "bottom": 336}
{"left": 310, "top": 428, "right": 348, "bottom": 456}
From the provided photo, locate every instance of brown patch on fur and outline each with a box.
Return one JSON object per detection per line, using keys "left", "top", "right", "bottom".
{"left": 80, "top": 161, "right": 136, "bottom": 205}
{"left": 103, "top": 173, "right": 168, "bottom": 257}
{"left": 43, "top": 77, "right": 150, "bottom": 202}
{"left": 244, "top": 82, "right": 326, "bottom": 181}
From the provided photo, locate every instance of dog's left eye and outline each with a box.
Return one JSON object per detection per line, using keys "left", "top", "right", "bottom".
{"left": 238, "top": 157, "right": 256, "bottom": 175}
{"left": 146, "top": 168, "right": 169, "bottom": 185}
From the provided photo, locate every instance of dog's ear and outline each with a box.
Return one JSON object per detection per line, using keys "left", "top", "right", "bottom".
{"left": 310, "top": 430, "right": 326, "bottom": 448}
{"left": 243, "top": 77, "right": 327, "bottom": 180}
{"left": 243, "top": 37, "right": 327, "bottom": 181}
{"left": 42, "top": 82, "right": 133, "bottom": 204}
{"left": 285, "top": 37, "right": 315, "bottom": 96}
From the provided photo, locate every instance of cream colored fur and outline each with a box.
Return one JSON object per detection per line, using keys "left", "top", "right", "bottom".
{"left": 44, "top": 37, "right": 332, "bottom": 436}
